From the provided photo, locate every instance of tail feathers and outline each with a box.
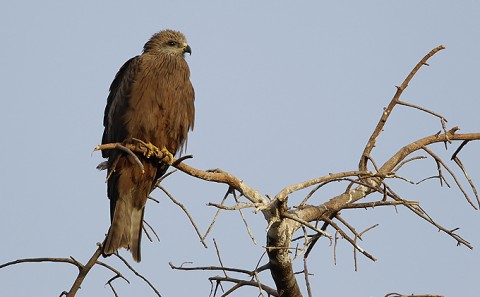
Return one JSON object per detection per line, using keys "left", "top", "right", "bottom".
{"left": 129, "top": 207, "right": 144, "bottom": 262}
{"left": 103, "top": 200, "right": 144, "bottom": 262}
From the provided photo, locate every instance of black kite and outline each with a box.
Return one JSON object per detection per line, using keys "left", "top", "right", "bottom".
{"left": 101, "top": 30, "right": 195, "bottom": 262}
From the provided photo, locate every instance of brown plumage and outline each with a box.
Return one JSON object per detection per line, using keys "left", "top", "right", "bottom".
{"left": 101, "top": 30, "right": 195, "bottom": 262}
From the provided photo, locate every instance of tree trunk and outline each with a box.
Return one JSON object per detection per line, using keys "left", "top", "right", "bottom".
{"left": 267, "top": 220, "right": 302, "bottom": 297}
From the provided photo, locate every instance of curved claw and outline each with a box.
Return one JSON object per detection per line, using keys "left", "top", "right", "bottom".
{"left": 160, "top": 147, "right": 174, "bottom": 165}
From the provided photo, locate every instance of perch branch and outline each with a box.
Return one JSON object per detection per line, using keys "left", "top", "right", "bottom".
{"left": 95, "top": 143, "right": 268, "bottom": 205}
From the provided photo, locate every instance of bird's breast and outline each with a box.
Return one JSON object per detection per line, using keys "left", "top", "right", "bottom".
{"left": 123, "top": 59, "right": 193, "bottom": 154}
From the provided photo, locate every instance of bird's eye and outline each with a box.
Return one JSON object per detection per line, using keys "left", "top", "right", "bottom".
{"left": 168, "top": 41, "right": 176, "bottom": 46}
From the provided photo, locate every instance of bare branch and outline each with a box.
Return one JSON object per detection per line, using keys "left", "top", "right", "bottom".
{"left": 452, "top": 156, "right": 479, "bottom": 208}
{"left": 208, "top": 202, "right": 263, "bottom": 210}
{"left": 385, "top": 185, "right": 473, "bottom": 249}
{"left": 0, "top": 257, "right": 83, "bottom": 270}
{"left": 353, "top": 224, "right": 379, "bottom": 271}
{"left": 115, "top": 253, "right": 162, "bottom": 297}
{"left": 143, "top": 220, "right": 161, "bottom": 242}
{"left": 378, "top": 129, "right": 480, "bottom": 175}
{"left": 232, "top": 191, "right": 257, "bottom": 244}
{"left": 213, "top": 239, "right": 228, "bottom": 278}
{"left": 203, "top": 188, "right": 230, "bottom": 241}
{"left": 324, "top": 217, "right": 377, "bottom": 262}
{"left": 393, "top": 156, "right": 427, "bottom": 173}
{"left": 343, "top": 200, "right": 419, "bottom": 209}
{"left": 282, "top": 212, "right": 332, "bottom": 239}
{"left": 169, "top": 262, "right": 253, "bottom": 275}
{"left": 451, "top": 140, "right": 470, "bottom": 160}
{"left": 208, "top": 276, "right": 278, "bottom": 297}
{"left": 359, "top": 45, "right": 446, "bottom": 171}
{"left": 397, "top": 100, "right": 448, "bottom": 123}
{"left": 303, "top": 257, "right": 313, "bottom": 297}
{"left": 275, "top": 170, "right": 375, "bottom": 202}
{"left": 158, "top": 185, "right": 208, "bottom": 248}
{"left": 423, "top": 146, "right": 478, "bottom": 209}
{"left": 336, "top": 215, "right": 361, "bottom": 239}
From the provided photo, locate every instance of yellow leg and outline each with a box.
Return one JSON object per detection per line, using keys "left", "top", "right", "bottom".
{"left": 144, "top": 142, "right": 160, "bottom": 158}
{"left": 130, "top": 138, "right": 174, "bottom": 164}
{"left": 159, "top": 146, "right": 174, "bottom": 165}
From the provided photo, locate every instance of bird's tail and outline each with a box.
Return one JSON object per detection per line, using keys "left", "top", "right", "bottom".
{"left": 102, "top": 156, "right": 159, "bottom": 262}
{"left": 103, "top": 199, "right": 144, "bottom": 262}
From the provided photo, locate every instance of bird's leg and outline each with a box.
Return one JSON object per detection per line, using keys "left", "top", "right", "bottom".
{"left": 144, "top": 144, "right": 174, "bottom": 165}
{"left": 159, "top": 146, "right": 174, "bottom": 165}
{"left": 144, "top": 142, "right": 160, "bottom": 159}
{"left": 130, "top": 138, "right": 174, "bottom": 164}
{"left": 131, "top": 138, "right": 159, "bottom": 158}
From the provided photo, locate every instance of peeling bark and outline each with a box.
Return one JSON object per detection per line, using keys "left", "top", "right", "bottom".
{"left": 267, "top": 220, "right": 302, "bottom": 297}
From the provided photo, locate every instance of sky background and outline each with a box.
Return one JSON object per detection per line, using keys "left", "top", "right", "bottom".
{"left": 1, "top": 1, "right": 479, "bottom": 296}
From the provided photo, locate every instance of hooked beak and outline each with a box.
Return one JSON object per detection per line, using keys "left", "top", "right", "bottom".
{"left": 183, "top": 44, "right": 192, "bottom": 55}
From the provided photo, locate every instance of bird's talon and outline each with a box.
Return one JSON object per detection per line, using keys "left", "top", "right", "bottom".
{"left": 143, "top": 142, "right": 160, "bottom": 159}
{"left": 160, "top": 147, "right": 174, "bottom": 165}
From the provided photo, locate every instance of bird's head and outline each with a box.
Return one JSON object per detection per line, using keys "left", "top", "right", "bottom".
{"left": 143, "top": 29, "right": 191, "bottom": 57}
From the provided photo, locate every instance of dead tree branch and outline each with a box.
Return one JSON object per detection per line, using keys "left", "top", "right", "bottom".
{"left": 359, "top": 45, "right": 446, "bottom": 171}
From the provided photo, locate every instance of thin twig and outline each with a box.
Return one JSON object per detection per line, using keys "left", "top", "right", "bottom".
{"left": 385, "top": 185, "right": 473, "bottom": 249}
{"left": 343, "top": 200, "right": 419, "bottom": 209}
{"left": 353, "top": 224, "right": 379, "bottom": 271}
{"left": 324, "top": 217, "right": 377, "bottom": 262}
{"left": 303, "top": 256, "right": 313, "bottom": 297}
{"left": 282, "top": 212, "right": 332, "bottom": 238}
{"left": 451, "top": 140, "right": 470, "bottom": 160}
{"left": 158, "top": 185, "right": 208, "bottom": 248}
{"left": 452, "top": 157, "right": 479, "bottom": 208}
{"left": 336, "top": 215, "right": 361, "bottom": 239}
{"left": 169, "top": 262, "right": 253, "bottom": 275}
{"left": 393, "top": 156, "right": 427, "bottom": 173}
{"left": 203, "top": 188, "right": 231, "bottom": 240}
{"left": 208, "top": 276, "right": 278, "bottom": 297}
{"left": 213, "top": 238, "right": 228, "bottom": 278}
{"left": 423, "top": 147, "right": 477, "bottom": 209}
{"left": 232, "top": 191, "right": 257, "bottom": 244}
{"left": 105, "top": 275, "right": 122, "bottom": 297}
{"left": 333, "top": 230, "right": 339, "bottom": 265}
{"left": 143, "top": 219, "right": 161, "bottom": 242}
{"left": 155, "top": 169, "right": 178, "bottom": 185}
{"left": 397, "top": 100, "right": 448, "bottom": 123}
{"left": 115, "top": 253, "right": 162, "bottom": 297}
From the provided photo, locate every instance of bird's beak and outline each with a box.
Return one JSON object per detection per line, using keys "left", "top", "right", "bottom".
{"left": 183, "top": 44, "right": 192, "bottom": 55}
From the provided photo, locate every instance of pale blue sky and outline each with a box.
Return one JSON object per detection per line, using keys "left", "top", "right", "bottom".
{"left": 1, "top": 1, "right": 479, "bottom": 296}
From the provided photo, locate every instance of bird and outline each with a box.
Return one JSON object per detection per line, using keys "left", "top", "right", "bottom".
{"left": 100, "top": 29, "right": 195, "bottom": 262}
